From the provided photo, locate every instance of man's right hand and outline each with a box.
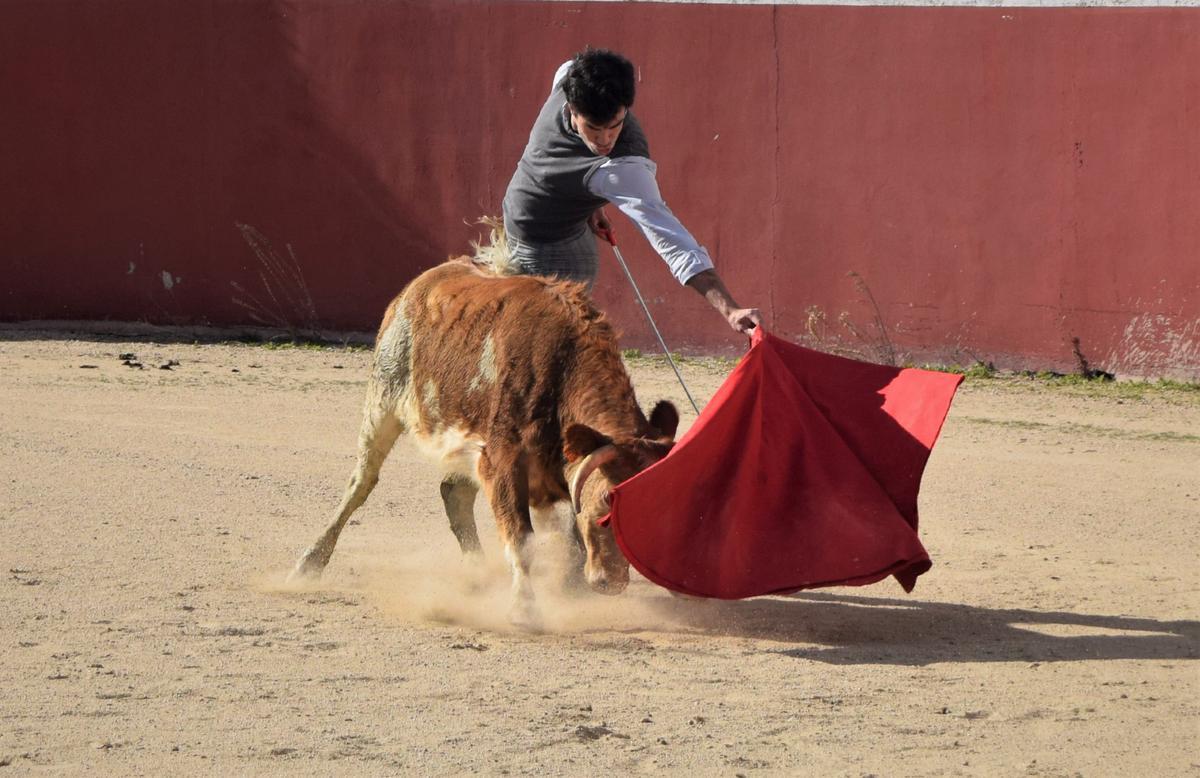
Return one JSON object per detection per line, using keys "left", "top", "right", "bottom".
{"left": 588, "top": 208, "right": 613, "bottom": 243}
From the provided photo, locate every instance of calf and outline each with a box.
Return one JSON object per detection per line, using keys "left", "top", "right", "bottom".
{"left": 289, "top": 258, "right": 678, "bottom": 627}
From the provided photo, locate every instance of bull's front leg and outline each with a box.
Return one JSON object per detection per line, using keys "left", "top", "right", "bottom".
{"left": 479, "top": 445, "right": 540, "bottom": 630}
{"left": 530, "top": 503, "right": 587, "bottom": 593}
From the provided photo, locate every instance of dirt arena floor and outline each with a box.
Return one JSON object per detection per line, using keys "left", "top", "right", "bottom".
{"left": 1, "top": 328, "right": 1196, "bottom": 776}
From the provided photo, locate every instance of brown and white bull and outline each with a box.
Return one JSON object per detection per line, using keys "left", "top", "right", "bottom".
{"left": 288, "top": 257, "right": 678, "bottom": 627}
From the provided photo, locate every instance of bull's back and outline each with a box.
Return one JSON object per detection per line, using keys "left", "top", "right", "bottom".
{"left": 375, "top": 259, "right": 603, "bottom": 441}
{"left": 401, "top": 258, "right": 581, "bottom": 360}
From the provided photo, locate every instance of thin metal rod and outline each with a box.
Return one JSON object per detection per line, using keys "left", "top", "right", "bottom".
{"left": 608, "top": 242, "right": 701, "bottom": 415}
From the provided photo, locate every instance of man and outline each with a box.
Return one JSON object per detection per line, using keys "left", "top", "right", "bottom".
{"left": 503, "top": 48, "right": 762, "bottom": 335}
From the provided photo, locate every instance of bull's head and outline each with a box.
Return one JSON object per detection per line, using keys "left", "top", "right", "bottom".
{"left": 563, "top": 400, "right": 679, "bottom": 594}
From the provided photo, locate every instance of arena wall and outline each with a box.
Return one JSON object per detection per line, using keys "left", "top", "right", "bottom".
{"left": 2, "top": 1, "right": 1196, "bottom": 376}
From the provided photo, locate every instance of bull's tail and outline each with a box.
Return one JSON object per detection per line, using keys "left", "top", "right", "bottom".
{"left": 469, "top": 215, "right": 519, "bottom": 276}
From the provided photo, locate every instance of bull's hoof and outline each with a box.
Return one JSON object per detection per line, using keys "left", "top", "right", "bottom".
{"left": 508, "top": 599, "right": 544, "bottom": 633}
{"left": 456, "top": 551, "right": 490, "bottom": 594}
{"left": 560, "top": 566, "right": 589, "bottom": 596}
{"left": 286, "top": 553, "right": 327, "bottom": 585}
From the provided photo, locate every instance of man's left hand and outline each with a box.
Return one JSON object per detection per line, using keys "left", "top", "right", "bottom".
{"left": 685, "top": 269, "right": 764, "bottom": 335}
{"left": 726, "top": 307, "right": 762, "bottom": 335}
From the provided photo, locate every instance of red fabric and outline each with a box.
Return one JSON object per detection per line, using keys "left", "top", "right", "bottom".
{"left": 608, "top": 328, "right": 963, "bottom": 599}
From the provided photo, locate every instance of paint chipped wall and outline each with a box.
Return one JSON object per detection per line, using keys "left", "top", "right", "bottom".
{"left": 0, "top": 1, "right": 1196, "bottom": 378}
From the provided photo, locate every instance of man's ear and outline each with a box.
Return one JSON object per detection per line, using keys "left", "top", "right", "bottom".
{"left": 566, "top": 104, "right": 582, "bottom": 132}
{"left": 649, "top": 400, "right": 679, "bottom": 440}
{"left": 563, "top": 424, "right": 613, "bottom": 462}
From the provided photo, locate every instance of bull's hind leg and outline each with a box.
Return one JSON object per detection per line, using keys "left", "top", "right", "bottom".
{"left": 289, "top": 392, "right": 403, "bottom": 582}
{"left": 440, "top": 474, "right": 482, "bottom": 557}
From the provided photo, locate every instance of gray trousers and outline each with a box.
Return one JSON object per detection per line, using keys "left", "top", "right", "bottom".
{"left": 503, "top": 219, "right": 599, "bottom": 291}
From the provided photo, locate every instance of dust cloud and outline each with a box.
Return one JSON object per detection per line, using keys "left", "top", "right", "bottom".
{"left": 263, "top": 528, "right": 696, "bottom": 635}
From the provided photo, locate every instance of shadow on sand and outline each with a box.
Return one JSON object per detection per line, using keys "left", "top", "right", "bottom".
{"left": 645, "top": 590, "right": 1199, "bottom": 666}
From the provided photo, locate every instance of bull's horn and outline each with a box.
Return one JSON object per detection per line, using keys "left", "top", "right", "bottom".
{"left": 570, "top": 445, "right": 618, "bottom": 516}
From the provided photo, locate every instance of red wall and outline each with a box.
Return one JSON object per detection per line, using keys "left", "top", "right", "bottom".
{"left": 2, "top": 1, "right": 1197, "bottom": 377}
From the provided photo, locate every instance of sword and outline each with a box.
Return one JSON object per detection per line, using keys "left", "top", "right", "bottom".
{"left": 602, "top": 229, "right": 701, "bottom": 415}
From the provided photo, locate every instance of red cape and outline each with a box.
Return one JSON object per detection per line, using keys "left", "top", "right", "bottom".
{"left": 608, "top": 329, "right": 962, "bottom": 599}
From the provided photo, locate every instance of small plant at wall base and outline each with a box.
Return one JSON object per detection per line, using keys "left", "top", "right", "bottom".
{"left": 231, "top": 223, "right": 322, "bottom": 341}
{"left": 1071, "top": 336, "right": 1115, "bottom": 381}
{"left": 846, "top": 271, "right": 898, "bottom": 367}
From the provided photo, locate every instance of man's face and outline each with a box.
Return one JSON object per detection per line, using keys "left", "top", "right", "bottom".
{"left": 569, "top": 106, "right": 627, "bottom": 157}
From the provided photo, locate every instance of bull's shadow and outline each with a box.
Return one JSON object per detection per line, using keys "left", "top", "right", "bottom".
{"left": 641, "top": 590, "right": 1199, "bottom": 666}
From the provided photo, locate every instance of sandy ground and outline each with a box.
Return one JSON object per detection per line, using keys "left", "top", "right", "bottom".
{"left": 0, "top": 328, "right": 1197, "bottom": 776}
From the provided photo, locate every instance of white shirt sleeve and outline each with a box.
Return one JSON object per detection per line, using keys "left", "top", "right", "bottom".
{"left": 586, "top": 156, "right": 715, "bottom": 285}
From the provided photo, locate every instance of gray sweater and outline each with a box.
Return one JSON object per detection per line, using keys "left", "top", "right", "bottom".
{"left": 503, "top": 77, "right": 650, "bottom": 243}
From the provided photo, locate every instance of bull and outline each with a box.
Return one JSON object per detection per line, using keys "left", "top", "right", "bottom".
{"left": 288, "top": 257, "right": 678, "bottom": 628}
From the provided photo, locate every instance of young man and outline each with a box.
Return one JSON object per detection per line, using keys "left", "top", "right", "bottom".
{"left": 502, "top": 49, "right": 762, "bottom": 335}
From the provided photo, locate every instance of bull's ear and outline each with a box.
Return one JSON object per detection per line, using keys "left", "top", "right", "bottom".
{"left": 563, "top": 424, "right": 612, "bottom": 462}
{"left": 649, "top": 400, "right": 679, "bottom": 440}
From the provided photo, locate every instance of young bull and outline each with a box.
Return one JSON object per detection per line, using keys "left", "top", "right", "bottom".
{"left": 288, "top": 258, "right": 678, "bottom": 628}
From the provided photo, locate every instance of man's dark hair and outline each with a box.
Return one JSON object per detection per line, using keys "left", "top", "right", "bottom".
{"left": 563, "top": 49, "right": 636, "bottom": 124}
